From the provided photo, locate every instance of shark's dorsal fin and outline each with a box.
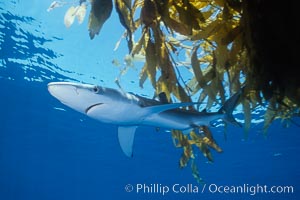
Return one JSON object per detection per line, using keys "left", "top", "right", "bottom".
{"left": 201, "top": 108, "right": 207, "bottom": 113}
{"left": 158, "top": 92, "right": 169, "bottom": 104}
{"left": 118, "top": 126, "right": 138, "bottom": 157}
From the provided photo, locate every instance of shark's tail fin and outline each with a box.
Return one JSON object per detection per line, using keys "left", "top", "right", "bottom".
{"left": 218, "top": 88, "right": 243, "bottom": 127}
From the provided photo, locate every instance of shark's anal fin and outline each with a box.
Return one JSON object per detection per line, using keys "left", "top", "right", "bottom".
{"left": 118, "top": 126, "right": 138, "bottom": 157}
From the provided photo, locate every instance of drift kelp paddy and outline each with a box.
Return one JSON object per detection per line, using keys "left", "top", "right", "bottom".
{"left": 47, "top": 0, "right": 299, "bottom": 182}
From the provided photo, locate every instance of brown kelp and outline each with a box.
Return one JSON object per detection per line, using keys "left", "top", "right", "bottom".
{"left": 48, "top": 0, "right": 299, "bottom": 182}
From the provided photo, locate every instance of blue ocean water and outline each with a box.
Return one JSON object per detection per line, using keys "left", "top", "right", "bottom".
{"left": 1, "top": 1, "right": 299, "bottom": 200}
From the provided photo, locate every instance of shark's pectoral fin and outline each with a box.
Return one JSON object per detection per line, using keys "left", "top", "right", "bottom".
{"left": 118, "top": 126, "right": 138, "bottom": 157}
{"left": 143, "top": 102, "right": 200, "bottom": 115}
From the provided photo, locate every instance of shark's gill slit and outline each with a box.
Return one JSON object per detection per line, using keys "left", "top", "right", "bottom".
{"left": 85, "top": 103, "right": 103, "bottom": 114}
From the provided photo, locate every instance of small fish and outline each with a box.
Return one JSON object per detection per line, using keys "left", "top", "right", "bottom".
{"left": 47, "top": 1, "right": 66, "bottom": 12}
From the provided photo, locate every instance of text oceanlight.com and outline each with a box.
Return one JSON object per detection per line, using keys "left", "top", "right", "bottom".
{"left": 124, "top": 183, "right": 294, "bottom": 196}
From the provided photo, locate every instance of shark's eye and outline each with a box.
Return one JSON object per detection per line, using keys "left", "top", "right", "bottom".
{"left": 93, "top": 86, "right": 100, "bottom": 93}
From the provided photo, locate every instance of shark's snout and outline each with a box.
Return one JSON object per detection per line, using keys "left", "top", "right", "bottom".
{"left": 48, "top": 82, "right": 78, "bottom": 102}
{"left": 48, "top": 82, "right": 103, "bottom": 114}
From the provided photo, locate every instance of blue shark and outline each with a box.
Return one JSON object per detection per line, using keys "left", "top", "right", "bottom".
{"left": 48, "top": 82, "right": 241, "bottom": 157}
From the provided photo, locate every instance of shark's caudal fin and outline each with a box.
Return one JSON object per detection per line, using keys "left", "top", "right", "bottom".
{"left": 218, "top": 88, "right": 243, "bottom": 127}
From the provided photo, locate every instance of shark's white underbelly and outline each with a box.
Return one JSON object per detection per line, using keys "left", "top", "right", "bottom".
{"left": 86, "top": 102, "right": 145, "bottom": 125}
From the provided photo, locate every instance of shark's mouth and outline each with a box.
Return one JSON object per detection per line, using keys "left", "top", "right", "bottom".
{"left": 85, "top": 103, "right": 103, "bottom": 114}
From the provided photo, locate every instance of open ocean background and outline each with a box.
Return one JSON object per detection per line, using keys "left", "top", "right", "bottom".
{"left": 1, "top": 1, "right": 299, "bottom": 199}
